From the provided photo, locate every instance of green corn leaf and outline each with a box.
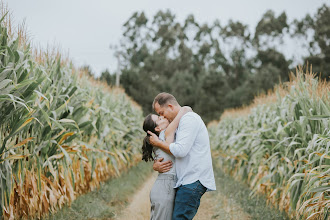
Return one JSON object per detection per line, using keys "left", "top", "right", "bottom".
{"left": 0, "top": 79, "right": 11, "bottom": 90}
{"left": 309, "top": 185, "right": 330, "bottom": 193}
{"left": 307, "top": 115, "right": 330, "bottom": 120}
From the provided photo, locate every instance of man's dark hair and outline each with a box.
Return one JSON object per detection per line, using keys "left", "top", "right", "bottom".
{"left": 152, "top": 92, "right": 179, "bottom": 110}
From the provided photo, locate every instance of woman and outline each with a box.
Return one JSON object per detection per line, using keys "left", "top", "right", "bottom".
{"left": 142, "top": 106, "right": 192, "bottom": 220}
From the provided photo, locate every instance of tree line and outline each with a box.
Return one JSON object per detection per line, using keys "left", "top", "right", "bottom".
{"left": 96, "top": 4, "right": 329, "bottom": 124}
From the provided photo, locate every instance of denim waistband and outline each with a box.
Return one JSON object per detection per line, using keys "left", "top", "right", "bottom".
{"left": 157, "top": 173, "right": 177, "bottom": 180}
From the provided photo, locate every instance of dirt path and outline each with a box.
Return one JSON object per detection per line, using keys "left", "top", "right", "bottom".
{"left": 117, "top": 173, "right": 157, "bottom": 219}
{"left": 198, "top": 190, "right": 251, "bottom": 220}
{"left": 117, "top": 172, "right": 251, "bottom": 220}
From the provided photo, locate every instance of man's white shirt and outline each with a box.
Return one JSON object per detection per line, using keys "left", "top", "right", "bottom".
{"left": 169, "top": 112, "right": 216, "bottom": 191}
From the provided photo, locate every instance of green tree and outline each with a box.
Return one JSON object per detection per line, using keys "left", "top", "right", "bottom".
{"left": 114, "top": 5, "right": 328, "bottom": 124}
{"left": 254, "top": 10, "right": 288, "bottom": 48}
{"left": 292, "top": 4, "right": 330, "bottom": 79}
{"left": 305, "top": 4, "right": 330, "bottom": 79}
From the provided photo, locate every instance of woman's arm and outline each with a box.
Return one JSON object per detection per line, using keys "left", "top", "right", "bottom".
{"left": 165, "top": 106, "right": 192, "bottom": 143}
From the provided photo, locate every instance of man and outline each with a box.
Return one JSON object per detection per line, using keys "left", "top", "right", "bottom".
{"left": 148, "top": 92, "right": 216, "bottom": 220}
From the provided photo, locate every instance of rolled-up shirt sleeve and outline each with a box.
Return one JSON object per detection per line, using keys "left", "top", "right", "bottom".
{"left": 169, "top": 115, "right": 199, "bottom": 158}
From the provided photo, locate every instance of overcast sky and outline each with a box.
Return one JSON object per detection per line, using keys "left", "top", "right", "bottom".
{"left": 5, "top": 0, "right": 329, "bottom": 77}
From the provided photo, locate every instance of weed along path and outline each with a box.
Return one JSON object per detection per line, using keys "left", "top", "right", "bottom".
{"left": 50, "top": 162, "right": 288, "bottom": 219}
{"left": 117, "top": 162, "right": 289, "bottom": 220}
{"left": 117, "top": 172, "right": 252, "bottom": 220}
{"left": 116, "top": 173, "right": 222, "bottom": 220}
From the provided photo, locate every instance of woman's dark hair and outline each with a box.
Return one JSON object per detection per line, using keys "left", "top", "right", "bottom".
{"left": 142, "top": 114, "right": 159, "bottom": 162}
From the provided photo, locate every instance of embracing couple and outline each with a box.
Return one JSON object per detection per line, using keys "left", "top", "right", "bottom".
{"left": 142, "top": 92, "right": 216, "bottom": 220}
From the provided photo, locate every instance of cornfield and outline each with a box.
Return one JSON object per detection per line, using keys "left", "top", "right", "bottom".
{"left": 209, "top": 69, "right": 330, "bottom": 219}
{"left": 0, "top": 8, "right": 144, "bottom": 220}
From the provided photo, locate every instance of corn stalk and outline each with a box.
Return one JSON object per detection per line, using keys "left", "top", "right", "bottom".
{"left": 209, "top": 70, "right": 330, "bottom": 220}
{"left": 0, "top": 10, "right": 144, "bottom": 219}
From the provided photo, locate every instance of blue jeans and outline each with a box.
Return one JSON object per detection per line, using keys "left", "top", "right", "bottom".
{"left": 172, "top": 180, "right": 207, "bottom": 220}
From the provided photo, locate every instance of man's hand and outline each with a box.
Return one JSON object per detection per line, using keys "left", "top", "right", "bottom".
{"left": 153, "top": 158, "right": 173, "bottom": 173}
{"left": 147, "top": 131, "right": 162, "bottom": 147}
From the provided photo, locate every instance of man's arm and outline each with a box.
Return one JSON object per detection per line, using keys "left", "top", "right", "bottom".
{"left": 150, "top": 107, "right": 192, "bottom": 172}
{"left": 153, "top": 158, "right": 173, "bottom": 173}
{"left": 169, "top": 115, "right": 199, "bottom": 158}
{"left": 148, "top": 114, "right": 199, "bottom": 157}
{"left": 165, "top": 106, "right": 192, "bottom": 143}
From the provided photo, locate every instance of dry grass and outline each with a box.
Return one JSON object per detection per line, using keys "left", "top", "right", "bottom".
{"left": 82, "top": 73, "right": 142, "bottom": 111}
{"left": 33, "top": 45, "right": 71, "bottom": 67}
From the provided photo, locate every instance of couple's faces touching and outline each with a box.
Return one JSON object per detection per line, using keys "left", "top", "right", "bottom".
{"left": 154, "top": 102, "right": 176, "bottom": 122}
{"left": 151, "top": 114, "right": 169, "bottom": 132}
